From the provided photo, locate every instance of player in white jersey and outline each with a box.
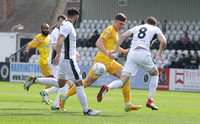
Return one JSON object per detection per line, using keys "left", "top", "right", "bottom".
{"left": 52, "top": 8, "right": 100, "bottom": 115}
{"left": 97, "top": 16, "right": 167, "bottom": 110}
{"left": 24, "top": 14, "right": 74, "bottom": 110}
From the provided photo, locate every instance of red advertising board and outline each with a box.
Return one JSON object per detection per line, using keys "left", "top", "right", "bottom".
{"left": 157, "top": 68, "right": 169, "bottom": 90}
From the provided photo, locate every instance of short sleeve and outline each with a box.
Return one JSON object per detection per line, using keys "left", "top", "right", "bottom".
{"left": 59, "top": 22, "right": 71, "bottom": 38}
{"left": 28, "top": 36, "right": 40, "bottom": 48}
{"left": 50, "top": 29, "right": 58, "bottom": 44}
{"left": 100, "top": 28, "right": 111, "bottom": 40}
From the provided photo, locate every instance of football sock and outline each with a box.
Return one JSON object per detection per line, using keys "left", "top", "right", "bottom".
{"left": 45, "top": 85, "right": 52, "bottom": 89}
{"left": 125, "top": 103, "right": 131, "bottom": 107}
{"left": 107, "top": 80, "right": 123, "bottom": 90}
{"left": 53, "top": 84, "right": 69, "bottom": 106}
{"left": 148, "top": 76, "right": 158, "bottom": 100}
{"left": 122, "top": 80, "right": 131, "bottom": 104}
{"left": 76, "top": 86, "right": 89, "bottom": 112}
{"left": 45, "top": 86, "right": 59, "bottom": 94}
{"left": 35, "top": 78, "right": 59, "bottom": 87}
{"left": 66, "top": 79, "right": 87, "bottom": 97}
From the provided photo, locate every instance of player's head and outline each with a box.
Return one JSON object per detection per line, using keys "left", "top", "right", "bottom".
{"left": 67, "top": 7, "right": 80, "bottom": 25}
{"left": 113, "top": 13, "right": 127, "bottom": 31}
{"left": 41, "top": 23, "right": 49, "bottom": 36}
{"left": 57, "top": 14, "right": 67, "bottom": 27}
{"left": 145, "top": 16, "right": 157, "bottom": 26}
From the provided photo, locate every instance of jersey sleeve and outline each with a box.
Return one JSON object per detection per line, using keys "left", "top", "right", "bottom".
{"left": 100, "top": 28, "right": 111, "bottom": 40}
{"left": 50, "top": 29, "right": 58, "bottom": 44}
{"left": 28, "top": 36, "right": 40, "bottom": 48}
{"left": 155, "top": 27, "right": 162, "bottom": 34}
{"left": 59, "top": 22, "right": 71, "bottom": 38}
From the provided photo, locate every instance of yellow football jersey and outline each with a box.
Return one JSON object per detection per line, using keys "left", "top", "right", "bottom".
{"left": 95, "top": 25, "right": 118, "bottom": 62}
{"left": 28, "top": 33, "right": 50, "bottom": 65}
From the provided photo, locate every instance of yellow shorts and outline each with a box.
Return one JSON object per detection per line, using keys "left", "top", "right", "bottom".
{"left": 39, "top": 63, "right": 52, "bottom": 77}
{"left": 88, "top": 59, "right": 122, "bottom": 79}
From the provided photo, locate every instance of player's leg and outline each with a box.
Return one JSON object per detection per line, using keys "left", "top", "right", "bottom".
{"left": 142, "top": 51, "right": 159, "bottom": 110}
{"left": 39, "top": 63, "right": 53, "bottom": 89}
{"left": 108, "top": 60, "right": 142, "bottom": 111}
{"left": 146, "top": 69, "right": 159, "bottom": 110}
{"left": 51, "top": 80, "right": 74, "bottom": 110}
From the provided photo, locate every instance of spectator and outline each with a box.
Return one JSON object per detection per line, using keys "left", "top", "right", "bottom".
{"left": 164, "top": 51, "right": 179, "bottom": 68}
{"left": 184, "top": 51, "right": 193, "bottom": 69}
{"left": 87, "top": 30, "right": 100, "bottom": 47}
{"left": 178, "top": 31, "right": 190, "bottom": 50}
{"left": 185, "top": 51, "right": 199, "bottom": 69}
{"left": 176, "top": 53, "right": 187, "bottom": 68}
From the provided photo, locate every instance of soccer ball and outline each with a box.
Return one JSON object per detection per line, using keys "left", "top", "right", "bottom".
{"left": 92, "top": 62, "right": 106, "bottom": 77}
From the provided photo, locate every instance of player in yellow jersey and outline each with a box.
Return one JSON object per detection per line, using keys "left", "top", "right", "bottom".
{"left": 23, "top": 23, "right": 53, "bottom": 89}
{"left": 60, "top": 13, "right": 142, "bottom": 112}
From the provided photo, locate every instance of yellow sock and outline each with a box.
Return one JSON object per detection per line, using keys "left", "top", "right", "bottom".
{"left": 45, "top": 85, "right": 52, "bottom": 89}
{"left": 122, "top": 80, "right": 131, "bottom": 103}
{"left": 66, "top": 80, "right": 87, "bottom": 97}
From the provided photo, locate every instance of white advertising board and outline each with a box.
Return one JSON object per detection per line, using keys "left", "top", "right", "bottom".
{"left": 169, "top": 69, "right": 200, "bottom": 92}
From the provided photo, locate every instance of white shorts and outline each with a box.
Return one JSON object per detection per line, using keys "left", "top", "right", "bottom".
{"left": 58, "top": 59, "right": 82, "bottom": 82}
{"left": 49, "top": 64, "right": 59, "bottom": 79}
{"left": 122, "top": 49, "right": 157, "bottom": 76}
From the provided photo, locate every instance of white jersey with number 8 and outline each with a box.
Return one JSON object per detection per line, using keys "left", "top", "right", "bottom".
{"left": 129, "top": 24, "right": 163, "bottom": 51}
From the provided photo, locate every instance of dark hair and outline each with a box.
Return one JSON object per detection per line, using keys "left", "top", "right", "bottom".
{"left": 57, "top": 14, "right": 67, "bottom": 21}
{"left": 145, "top": 16, "right": 157, "bottom": 26}
{"left": 115, "top": 13, "right": 127, "bottom": 22}
{"left": 67, "top": 7, "right": 79, "bottom": 18}
{"left": 41, "top": 23, "right": 49, "bottom": 28}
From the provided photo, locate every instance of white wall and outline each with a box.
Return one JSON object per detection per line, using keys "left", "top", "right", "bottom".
{"left": 0, "top": 33, "right": 16, "bottom": 62}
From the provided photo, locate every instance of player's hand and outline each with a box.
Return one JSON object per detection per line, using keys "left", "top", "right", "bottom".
{"left": 108, "top": 50, "right": 115, "bottom": 59}
{"left": 156, "top": 51, "right": 162, "bottom": 61}
{"left": 124, "top": 48, "right": 129, "bottom": 54}
{"left": 76, "top": 51, "right": 80, "bottom": 58}
{"left": 52, "top": 55, "right": 60, "bottom": 66}
{"left": 23, "top": 50, "right": 28, "bottom": 55}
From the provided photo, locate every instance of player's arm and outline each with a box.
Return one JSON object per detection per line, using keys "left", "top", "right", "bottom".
{"left": 23, "top": 38, "right": 39, "bottom": 55}
{"left": 157, "top": 33, "right": 167, "bottom": 61}
{"left": 95, "top": 37, "right": 109, "bottom": 57}
{"left": 52, "top": 43, "right": 57, "bottom": 51}
{"left": 113, "top": 31, "right": 132, "bottom": 53}
{"left": 52, "top": 34, "right": 65, "bottom": 65}
{"left": 117, "top": 47, "right": 129, "bottom": 54}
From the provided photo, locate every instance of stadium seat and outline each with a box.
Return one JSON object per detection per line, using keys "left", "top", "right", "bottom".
{"left": 177, "top": 30, "right": 184, "bottom": 35}
{"left": 163, "top": 49, "right": 170, "bottom": 54}
{"left": 178, "top": 20, "right": 184, "bottom": 25}
{"left": 170, "top": 24, "right": 176, "bottom": 30}
{"left": 188, "top": 25, "right": 194, "bottom": 31}
{"left": 177, "top": 49, "right": 182, "bottom": 55}
{"left": 79, "top": 23, "right": 85, "bottom": 29}
{"left": 169, "top": 49, "right": 175, "bottom": 54}
{"left": 29, "top": 58, "right": 34, "bottom": 63}
{"left": 91, "top": 51, "right": 97, "bottom": 57}
{"left": 80, "top": 51, "right": 85, "bottom": 57}
{"left": 176, "top": 24, "right": 182, "bottom": 30}
{"left": 83, "top": 60, "right": 89, "bottom": 66}
{"left": 194, "top": 25, "right": 200, "bottom": 31}
{"left": 89, "top": 61, "right": 93, "bottom": 66}
{"left": 90, "top": 23, "right": 96, "bottom": 29}
{"left": 191, "top": 21, "right": 196, "bottom": 25}
{"left": 104, "top": 20, "right": 109, "bottom": 24}
{"left": 127, "top": 20, "right": 132, "bottom": 25}
{"left": 185, "top": 21, "right": 190, "bottom": 25}
{"left": 182, "top": 25, "right": 188, "bottom": 30}
{"left": 93, "top": 20, "right": 98, "bottom": 24}
{"left": 129, "top": 23, "right": 134, "bottom": 29}
{"left": 88, "top": 19, "right": 93, "bottom": 23}
{"left": 96, "top": 23, "right": 101, "bottom": 30}
{"left": 85, "top": 51, "right": 91, "bottom": 57}
{"left": 182, "top": 50, "right": 188, "bottom": 55}
{"left": 172, "top": 20, "right": 178, "bottom": 25}
{"left": 175, "top": 34, "right": 181, "bottom": 41}
{"left": 78, "top": 60, "right": 83, "bottom": 65}
{"left": 98, "top": 20, "right": 104, "bottom": 24}
{"left": 101, "top": 23, "right": 107, "bottom": 29}
{"left": 82, "top": 19, "right": 87, "bottom": 24}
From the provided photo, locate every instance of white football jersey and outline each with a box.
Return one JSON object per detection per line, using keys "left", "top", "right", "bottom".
{"left": 48, "top": 27, "right": 64, "bottom": 65}
{"left": 129, "top": 24, "right": 163, "bottom": 51}
{"left": 59, "top": 20, "right": 77, "bottom": 60}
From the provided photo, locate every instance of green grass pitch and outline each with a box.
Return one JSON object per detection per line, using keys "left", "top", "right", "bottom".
{"left": 0, "top": 81, "right": 200, "bottom": 124}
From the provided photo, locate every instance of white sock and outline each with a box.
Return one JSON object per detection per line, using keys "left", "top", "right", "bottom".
{"left": 125, "top": 103, "right": 131, "bottom": 107}
{"left": 148, "top": 76, "right": 158, "bottom": 100}
{"left": 63, "top": 93, "right": 68, "bottom": 100}
{"left": 45, "top": 87, "right": 59, "bottom": 94}
{"left": 35, "top": 78, "right": 59, "bottom": 87}
{"left": 76, "top": 86, "right": 89, "bottom": 112}
{"left": 53, "top": 84, "right": 69, "bottom": 106}
{"left": 107, "top": 80, "right": 123, "bottom": 90}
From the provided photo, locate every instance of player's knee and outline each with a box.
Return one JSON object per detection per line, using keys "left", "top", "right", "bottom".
{"left": 149, "top": 69, "right": 159, "bottom": 76}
